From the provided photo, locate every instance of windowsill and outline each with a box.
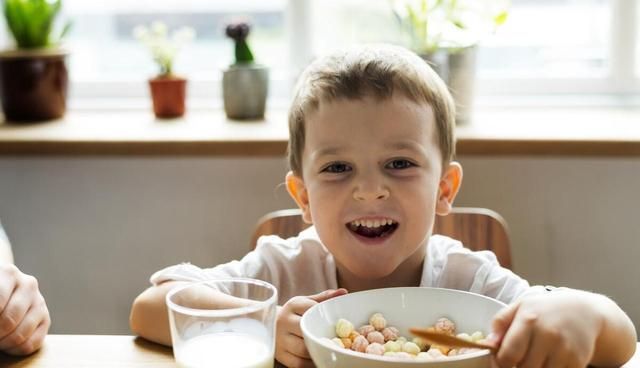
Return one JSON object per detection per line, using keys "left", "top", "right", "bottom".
{"left": 1, "top": 105, "right": 640, "bottom": 157}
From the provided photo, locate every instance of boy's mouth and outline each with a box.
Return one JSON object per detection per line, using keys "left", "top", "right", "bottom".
{"left": 346, "top": 218, "right": 399, "bottom": 239}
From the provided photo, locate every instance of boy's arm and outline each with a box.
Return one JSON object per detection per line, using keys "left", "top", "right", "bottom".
{"left": 130, "top": 281, "right": 187, "bottom": 346}
{"left": 588, "top": 291, "right": 637, "bottom": 367}
{"left": 130, "top": 280, "right": 264, "bottom": 346}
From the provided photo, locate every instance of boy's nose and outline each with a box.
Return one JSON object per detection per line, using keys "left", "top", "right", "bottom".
{"left": 353, "top": 183, "right": 390, "bottom": 201}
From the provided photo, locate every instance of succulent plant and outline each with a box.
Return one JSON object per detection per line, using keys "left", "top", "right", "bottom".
{"left": 225, "top": 22, "right": 254, "bottom": 64}
{"left": 3, "top": 0, "right": 72, "bottom": 49}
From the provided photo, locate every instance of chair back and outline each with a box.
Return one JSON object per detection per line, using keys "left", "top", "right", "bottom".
{"left": 250, "top": 207, "right": 512, "bottom": 269}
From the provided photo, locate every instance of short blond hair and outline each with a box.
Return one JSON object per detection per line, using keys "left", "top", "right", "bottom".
{"left": 287, "top": 44, "right": 456, "bottom": 177}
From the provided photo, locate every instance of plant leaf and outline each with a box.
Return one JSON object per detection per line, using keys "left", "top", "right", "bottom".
{"left": 494, "top": 11, "right": 508, "bottom": 26}
{"left": 3, "top": 0, "right": 64, "bottom": 48}
{"left": 58, "top": 20, "right": 72, "bottom": 42}
{"left": 235, "top": 39, "right": 254, "bottom": 63}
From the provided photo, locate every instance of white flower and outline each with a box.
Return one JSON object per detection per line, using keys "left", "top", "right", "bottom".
{"left": 133, "top": 21, "right": 196, "bottom": 76}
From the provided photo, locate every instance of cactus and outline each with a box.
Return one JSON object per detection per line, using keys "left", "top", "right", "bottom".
{"left": 225, "top": 22, "right": 254, "bottom": 64}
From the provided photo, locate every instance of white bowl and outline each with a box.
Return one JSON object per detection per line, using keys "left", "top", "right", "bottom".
{"left": 301, "top": 287, "right": 506, "bottom": 368}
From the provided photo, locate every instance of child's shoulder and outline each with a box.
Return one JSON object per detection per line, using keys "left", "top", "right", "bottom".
{"left": 428, "top": 234, "right": 464, "bottom": 255}
{"left": 427, "top": 234, "right": 499, "bottom": 267}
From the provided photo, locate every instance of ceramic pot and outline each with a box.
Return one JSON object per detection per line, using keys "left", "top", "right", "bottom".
{"left": 0, "top": 48, "right": 68, "bottom": 122}
{"left": 149, "top": 76, "right": 187, "bottom": 119}
{"left": 222, "top": 64, "right": 268, "bottom": 120}
{"left": 423, "top": 46, "right": 477, "bottom": 125}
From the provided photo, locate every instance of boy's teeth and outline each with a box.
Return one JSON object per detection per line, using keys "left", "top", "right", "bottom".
{"left": 350, "top": 219, "right": 395, "bottom": 228}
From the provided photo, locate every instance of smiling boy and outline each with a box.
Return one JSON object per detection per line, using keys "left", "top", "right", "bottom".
{"left": 130, "top": 44, "right": 636, "bottom": 368}
{"left": 286, "top": 93, "right": 460, "bottom": 293}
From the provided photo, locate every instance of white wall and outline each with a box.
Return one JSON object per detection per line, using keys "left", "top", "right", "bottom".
{"left": 0, "top": 155, "right": 638, "bottom": 334}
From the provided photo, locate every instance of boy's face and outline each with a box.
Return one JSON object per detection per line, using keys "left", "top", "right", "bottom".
{"left": 287, "top": 95, "right": 462, "bottom": 282}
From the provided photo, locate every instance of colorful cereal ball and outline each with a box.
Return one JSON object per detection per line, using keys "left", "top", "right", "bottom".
{"left": 434, "top": 317, "right": 456, "bottom": 335}
{"left": 426, "top": 347, "right": 446, "bottom": 359}
{"left": 431, "top": 344, "right": 451, "bottom": 355}
{"left": 369, "top": 313, "right": 387, "bottom": 331}
{"left": 365, "top": 342, "right": 385, "bottom": 355}
{"left": 347, "top": 330, "right": 360, "bottom": 342}
{"left": 416, "top": 351, "right": 435, "bottom": 361}
{"left": 335, "top": 318, "right": 354, "bottom": 338}
{"left": 471, "top": 331, "right": 485, "bottom": 341}
{"left": 383, "top": 340, "right": 402, "bottom": 353}
{"left": 340, "top": 337, "right": 352, "bottom": 349}
{"left": 358, "top": 324, "right": 375, "bottom": 336}
{"left": 401, "top": 341, "right": 421, "bottom": 355}
{"left": 331, "top": 337, "right": 344, "bottom": 348}
{"left": 393, "top": 352, "right": 413, "bottom": 360}
{"left": 366, "top": 331, "right": 385, "bottom": 344}
{"left": 381, "top": 326, "right": 399, "bottom": 341}
{"left": 351, "top": 335, "right": 369, "bottom": 353}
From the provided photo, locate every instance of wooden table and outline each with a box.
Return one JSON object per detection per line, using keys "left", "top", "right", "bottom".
{"left": 0, "top": 335, "right": 638, "bottom": 367}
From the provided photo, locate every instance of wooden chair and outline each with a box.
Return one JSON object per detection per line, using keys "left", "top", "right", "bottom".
{"left": 251, "top": 207, "right": 512, "bottom": 269}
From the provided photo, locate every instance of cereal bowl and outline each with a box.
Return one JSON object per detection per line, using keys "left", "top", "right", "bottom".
{"left": 300, "top": 287, "right": 506, "bottom": 368}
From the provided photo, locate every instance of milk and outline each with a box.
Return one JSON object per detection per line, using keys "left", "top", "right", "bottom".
{"left": 176, "top": 332, "right": 274, "bottom": 368}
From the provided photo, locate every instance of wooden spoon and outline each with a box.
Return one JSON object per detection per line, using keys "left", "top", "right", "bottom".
{"left": 409, "top": 328, "right": 498, "bottom": 354}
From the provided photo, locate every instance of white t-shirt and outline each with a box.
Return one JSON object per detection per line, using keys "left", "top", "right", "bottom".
{"left": 151, "top": 226, "right": 543, "bottom": 305}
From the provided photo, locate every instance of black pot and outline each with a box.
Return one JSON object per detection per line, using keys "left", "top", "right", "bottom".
{"left": 0, "top": 49, "right": 69, "bottom": 123}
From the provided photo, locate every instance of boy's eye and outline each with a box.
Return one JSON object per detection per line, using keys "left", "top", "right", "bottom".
{"left": 385, "top": 159, "right": 415, "bottom": 170}
{"left": 321, "top": 163, "right": 351, "bottom": 173}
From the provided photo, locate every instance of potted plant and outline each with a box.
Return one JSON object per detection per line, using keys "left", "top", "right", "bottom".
{"left": 0, "top": 0, "right": 71, "bottom": 122}
{"left": 223, "top": 21, "right": 268, "bottom": 120}
{"left": 392, "top": 0, "right": 509, "bottom": 125}
{"left": 134, "top": 21, "right": 195, "bottom": 119}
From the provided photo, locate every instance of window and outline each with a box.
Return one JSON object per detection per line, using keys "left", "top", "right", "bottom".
{"left": 476, "top": 0, "right": 637, "bottom": 96}
{"left": 1, "top": 0, "right": 637, "bottom": 104}
{"left": 478, "top": 0, "right": 610, "bottom": 78}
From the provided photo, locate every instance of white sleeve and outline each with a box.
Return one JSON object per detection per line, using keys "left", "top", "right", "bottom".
{"left": 149, "top": 229, "right": 336, "bottom": 304}
{"left": 150, "top": 243, "right": 274, "bottom": 286}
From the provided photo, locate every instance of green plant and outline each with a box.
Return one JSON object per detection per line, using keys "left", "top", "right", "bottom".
{"left": 133, "top": 21, "right": 196, "bottom": 77}
{"left": 225, "top": 22, "right": 254, "bottom": 64}
{"left": 3, "top": 0, "right": 71, "bottom": 49}
{"left": 391, "top": 0, "right": 509, "bottom": 54}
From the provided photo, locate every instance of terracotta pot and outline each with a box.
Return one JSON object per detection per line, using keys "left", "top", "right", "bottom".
{"left": 0, "top": 48, "right": 68, "bottom": 123}
{"left": 148, "top": 76, "right": 186, "bottom": 119}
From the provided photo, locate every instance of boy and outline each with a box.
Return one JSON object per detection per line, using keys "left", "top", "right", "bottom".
{"left": 130, "top": 44, "right": 636, "bottom": 367}
{"left": 0, "top": 222, "right": 50, "bottom": 356}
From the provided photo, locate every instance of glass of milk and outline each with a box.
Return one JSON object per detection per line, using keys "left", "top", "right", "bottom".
{"left": 166, "top": 278, "right": 278, "bottom": 368}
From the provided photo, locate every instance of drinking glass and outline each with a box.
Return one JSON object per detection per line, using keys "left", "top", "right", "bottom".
{"left": 166, "top": 278, "right": 278, "bottom": 368}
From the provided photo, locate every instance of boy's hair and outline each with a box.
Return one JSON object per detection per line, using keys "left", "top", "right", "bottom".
{"left": 287, "top": 44, "right": 456, "bottom": 177}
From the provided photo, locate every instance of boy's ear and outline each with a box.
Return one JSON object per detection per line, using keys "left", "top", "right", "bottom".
{"left": 285, "top": 171, "right": 313, "bottom": 224}
{"left": 436, "top": 162, "right": 463, "bottom": 216}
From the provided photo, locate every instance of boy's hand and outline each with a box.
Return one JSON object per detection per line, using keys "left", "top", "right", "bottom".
{"left": 490, "top": 290, "right": 601, "bottom": 368}
{"left": 275, "top": 288, "right": 348, "bottom": 368}
{"left": 0, "top": 264, "right": 50, "bottom": 355}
